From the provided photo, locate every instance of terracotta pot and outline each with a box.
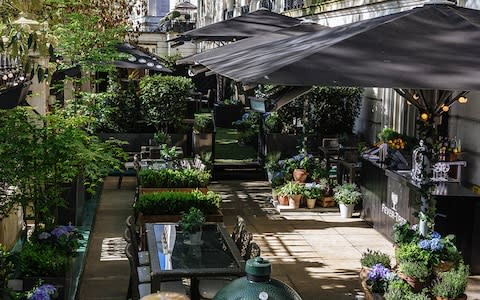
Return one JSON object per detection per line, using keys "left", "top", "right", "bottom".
{"left": 359, "top": 267, "right": 371, "bottom": 283}
{"left": 397, "top": 272, "right": 428, "bottom": 293}
{"left": 293, "top": 168, "right": 308, "bottom": 183}
{"left": 288, "top": 194, "right": 302, "bottom": 208}
{"left": 433, "top": 260, "right": 455, "bottom": 273}
{"left": 278, "top": 194, "right": 289, "bottom": 205}
{"left": 306, "top": 198, "right": 316, "bottom": 209}
{"left": 435, "top": 294, "right": 467, "bottom": 300}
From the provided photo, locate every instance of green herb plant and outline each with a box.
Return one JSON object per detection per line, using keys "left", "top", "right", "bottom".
{"left": 360, "top": 249, "right": 391, "bottom": 269}
{"left": 431, "top": 262, "right": 469, "bottom": 299}
{"left": 179, "top": 207, "right": 205, "bottom": 234}
{"left": 333, "top": 183, "right": 362, "bottom": 205}
{"left": 398, "top": 261, "right": 431, "bottom": 282}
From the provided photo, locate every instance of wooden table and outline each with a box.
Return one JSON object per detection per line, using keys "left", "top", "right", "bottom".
{"left": 145, "top": 223, "right": 245, "bottom": 300}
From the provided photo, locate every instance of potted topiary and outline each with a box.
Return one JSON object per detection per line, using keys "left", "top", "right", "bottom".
{"left": 179, "top": 207, "right": 206, "bottom": 245}
{"left": 431, "top": 262, "right": 469, "bottom": 300}
{"left": 333, "top": 183, "right": 362, "bottom": 218}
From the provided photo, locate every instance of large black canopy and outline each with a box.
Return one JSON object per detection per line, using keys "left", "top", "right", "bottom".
{"left": 174, "top": 8, "right": 301, "bottom": 43}
{"left": 115, "top": 43, "right": 171, "bottom": 72}
{"left": 200, "top": 2, "right": 480, "bottom": 90}
{"left": 178, "top": 22, "right": 327, "bottom": 66}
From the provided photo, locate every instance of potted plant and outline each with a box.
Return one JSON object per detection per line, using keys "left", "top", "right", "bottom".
{"left": 384, "top": 278, "right": 430, "bottom": 300}
{"left": 193, "top": 113, "right": 215, "bottom": 155}
{"left": 333, "top": 183, "right": 362, "bottom": 218}
{"left": 360, "top": 249, "right": 391, "bottom": 283}
{"left": 278, "top": 181, "right": 304, "bottom": 208}
{"left": 265, "top": 151, "right": 281, "bottom": 182}
{"left": 364, "top": 263, "right": 393, "bottom": 299}
{"left": 179, "top": 207, "right": 206, "bottom": 245}
{"left": 397, "top": 261, "right": 432, "bottom": 293}
{"left": 431, "top": 262, "right": 469, "bottom": 300}
{"left": 303, "top": 183, "right": 324, "bottom": 209}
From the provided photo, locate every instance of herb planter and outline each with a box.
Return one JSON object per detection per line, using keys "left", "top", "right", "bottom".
{"left": 397, "top": 272, "right": 428, "bottom": 293}
{"left": 433, "top": 260, "right": 455, "bottom": 274}
{"left": 278, "top": 194, "right": 289, "bottom": 206}
{"left": 139, "top": 187, "right": 209, "bottom": 194}
{"left": 320, "top": 196, "right": 336, "bottom": 208}
{"left": 339, "top": 203, "right": 354, "bottom": 218}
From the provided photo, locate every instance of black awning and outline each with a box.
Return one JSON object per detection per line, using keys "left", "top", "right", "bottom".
{"left": 115, "top": 43, "right": 172, "bottom": 73}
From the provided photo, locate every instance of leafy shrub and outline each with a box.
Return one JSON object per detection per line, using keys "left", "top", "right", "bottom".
{"left": 0, "top": 244, "right": 14, "bottom": 289}
{"left": 264, "top": 112, "right": 283, "bottom": 134}
{"left": 384, "top": 279, "right": 430, "bottom": 300}
{"left": 432, "top": 262, "right": 469, "bottom": 299}
{"left": 333, "top": 183, "right": 362, "bottom": 205}
{"left": 278, "top": 181, "right": 304, "bottom": 196}
{"left": 135, "top": 190, "right": 221, "bottom": 215}
{"left": 179, "top": 207, "right": 205, "bottom": 233}
{"left": 193, "top": 113, "right": 214, "bottom": 134}
{"left": 392, "top": 222, "right": 419, "bottom": 245}
{"left": 303, "top": 183, "right": 324, "bottom": 199}
{"left": 360, "top": 249, "right": 391, "bottom": 268}
{"left": 140, "top": 75, "right": 194, "bottom": 131}
{"left": 31, "top": 225, "right": 83, "bottom": 257}
{"left": 395, "top": 242, "right": 432, "bottom": 266}
{"left": 398, "top": 261, "right": 431, "bottom": 282}
{"left": 19, "top": 242, "right": 69, "bottom": 277}
{"left": 138, "top": 168, "right": 211, "bottom": 188}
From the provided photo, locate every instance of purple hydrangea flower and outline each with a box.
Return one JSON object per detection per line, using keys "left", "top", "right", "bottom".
{"left": 431, "top": 231, "right": 441, "bottom": 239}
{"left": 29, "top": 284, "right": 56, "bottom": 300}
{"left": 51, "top": 226, "right": 72, "bottom": 239}
{"left": 367, "top": 263, "right": 391, "bottom": 281}
{"left": 430, "top": 237, "right": 444, "bottom": 251}
{"left": 38, "top": 232, "right": 51, "bottom": 240}
{"left": 419, "top": 239, "right": 431, "bottom": 250}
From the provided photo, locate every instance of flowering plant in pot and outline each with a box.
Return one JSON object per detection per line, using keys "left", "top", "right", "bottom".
{"left": 32, "top": 225, "right": 83, "bottom": 257}
{"left": 303, "top": 183, "right": 324, "bottom": 209}
{"left": 364, "top": 263, "right": 396, "bottom": 298}
{"left": 333, "top": 183, "right": 361, "bottom": 218}
{"left": 418, "top": 232, "right": 461, "bottom": 273}
{"left": 27, "top": 283, "right": 58, "bottom": 300}
{"left": 359, "top": 249, "right": 391, "bottom": 283}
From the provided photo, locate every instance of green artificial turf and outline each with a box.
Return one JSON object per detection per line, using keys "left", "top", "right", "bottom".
{"left": 215, "top": 127, "right": 258, "bottom": 160}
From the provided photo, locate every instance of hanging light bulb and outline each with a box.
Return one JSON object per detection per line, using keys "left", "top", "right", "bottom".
{"left": 420, "top": 113, "right": 429, "bottom": 121}
{"left": 7, "top": 73, "right": 13, "bottom": 78}
{"left": 2, "top": 74, "right": 7, "bottom": 80}
{"left": 19, "top": 76, "right": 25, "bottom": 81}
{"left": 412, "top": 93, "right": 419, "bottom": 100}
{"left": 458, "top": 96, "right": 468, "bottom": 104}
{"left": 442, "top": 105, "right": 449, "bottom": 112}
{"left": 406, "top": 100, "right": 412, "bottom": 105}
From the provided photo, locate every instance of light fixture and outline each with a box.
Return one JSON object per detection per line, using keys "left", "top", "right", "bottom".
{"left": 420, "top": 113, "right": 429, "bottom": 120}
{"left": 7, "top": 73, "right": 13, "bottom": 78}
{"left": 138, "top": 58, "right": 147, "bottom": 64}
{"left": 458, "top": 96, "right": 468, "bottom": 104}
{"left": 127, "top": 56, "right": 137, "bottom": 62}
{"left": 19, "top": 76, "right": 25, "bottom": 81}
{"left": 442, "top": 105, "right": 449, "bottom": 112}
{"left": 406, "top": 100, "right": 412, "bottom": 105}
{"left": 412, "top": 93, "right": 419, "bottom": 100}
{"left": 2, "top": 75, "right": 7, "bottom": 80}
{"left": 147, "top": 62, "right": 154, "bottom": 67}
{"left": 155, "top": 65, "right": 163, "bottom": 69}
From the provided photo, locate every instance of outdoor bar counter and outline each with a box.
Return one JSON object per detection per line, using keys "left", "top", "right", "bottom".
{"left": 360, "top": 157, "right": 480, "bottom": 274}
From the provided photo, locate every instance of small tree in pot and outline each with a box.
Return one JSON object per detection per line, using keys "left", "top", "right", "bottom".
{"left": 179, "top": 207, "right": 206, "bottom": 245}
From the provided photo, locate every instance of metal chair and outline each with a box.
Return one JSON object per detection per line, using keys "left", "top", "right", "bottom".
{"left": 126, "top": 243, "right": 151, "bottom": 300}
{"left": 126, "top": 215, "right": 150, "bottom": 265}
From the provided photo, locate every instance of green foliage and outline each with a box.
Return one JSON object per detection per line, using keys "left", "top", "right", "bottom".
{"left": 31, "top": 225, "right": 83, "bottom": 257}
{"left": 431, "top": 262, "right": 469, "bottom": 298}
{"left": 395, "top": 242, "right": 432, "bottom": 266}
{"left": 265, "top": 151, "right": 281, "bottom": 171}
{"left": 392, "top": 222, "right": 419, "bottom": 245}
{"left": 278, "top": 181, "right": 304, "bottom": 196}
{"left": 384, "top": 279, "right": 430, "bottom": 300}
{"left": 264, "top": 112, "right": 283, "bottom": 134}
{"left": 19, "top": 242, "right": 69, "bottom": 277}
{"left": 138, "top": 168, "right": 211, "bottom": 188}
{"left": 179, "top": 207, "right": 205, "bottom": 233}
{"left": 0, "top": 245, "right": 14, "bottom": 289}
{"left": 140, "top": 75, "right": 194, "bottom": 131}
{"left": 232, "top": 111, "right": 261, "bottom": 147}
{"left": 135, "top": 190, "right": 221, "bottom": 215}
{"left": 193, "top": 113, "right": 214, "bottom": 134}
{"left": 303, "top": 184, "right": 324, "bottom": 199}
{"left": 333, "top": 183, "right": 362, "bottom": 205}
{"left": 302, "top": 86, "right": 363, "bottom": 137}
{"left": 154, "top": 132, "right": 171, "bottom": 145}
{"left": 360, "top": 249, "right": 391, "bottom": 268}
{"left": 398, "top": 261, "right": 431, "bottom": 282}
{"left": 0, "top": 107, "right": 125, "bottom": 226}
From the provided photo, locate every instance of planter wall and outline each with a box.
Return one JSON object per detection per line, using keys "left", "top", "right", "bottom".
{"left": 139, "top": 187, "right": 209, "bottom": 194}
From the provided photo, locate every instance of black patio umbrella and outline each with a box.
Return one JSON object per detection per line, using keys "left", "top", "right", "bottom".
{"left": 200, "top": 1, "right": 480, "bottom": 91}
{"left": 115, "top": 43, "right": 172, "bottom": 72}
{"left": 172, "top": 8, "right": 302, "bottom": 43}
{"left": 178, "top": 22, "right": 327, "bottom": 66}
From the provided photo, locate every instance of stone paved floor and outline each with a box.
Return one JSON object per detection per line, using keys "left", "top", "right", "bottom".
{"left": 78, "top": 177, "right": 480, "bottom": 300}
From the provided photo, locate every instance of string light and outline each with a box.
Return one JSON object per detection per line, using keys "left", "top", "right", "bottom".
{"left": 458, "top": 96, "right": 468, "bottom": 104}
{"left": 442, "top": 105, "right": 449, "bottom": 112}
{"left": 406, "top": 100, "right": 412, "bottom": 105}
{"left": 412, "top": 94, "right": 419, "bottom": 100}
{"left": 420, "top": 113, "right": 429, "bottom": 120}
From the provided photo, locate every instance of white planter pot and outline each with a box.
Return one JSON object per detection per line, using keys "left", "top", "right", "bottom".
{"left": 186, "top": 231, "right": 203, "bottom": 245}
{"left": 339, "top": 203, "right": 354, "bottom": 218}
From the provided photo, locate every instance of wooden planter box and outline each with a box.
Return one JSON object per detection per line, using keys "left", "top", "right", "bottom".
{"left": 139, "top": 187, "right": 209, "bottom": 194}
